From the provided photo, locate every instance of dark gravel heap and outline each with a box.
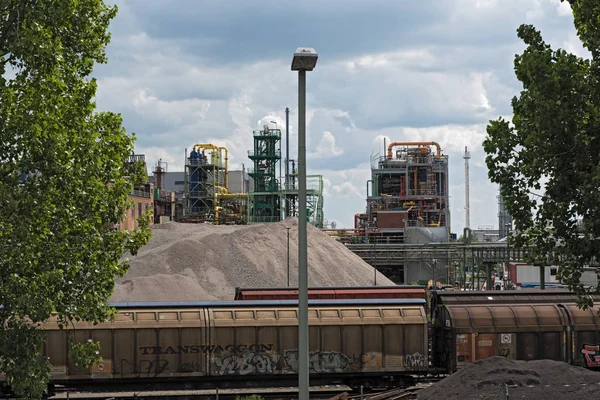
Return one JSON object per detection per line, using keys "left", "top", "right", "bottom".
{"left": 418, "top": 356, "right": 600, "bottom": 400}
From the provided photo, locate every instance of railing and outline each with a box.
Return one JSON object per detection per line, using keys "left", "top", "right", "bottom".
{"left": 130, "top": 189, "right": 151, "bottom": 198}
{"left": 248, "top": 216, "right": 281, "bottom": 224}
{"left": 252, "top": 128, "right": 281, "bottom": 138}
{"left": 247, "top": 150, "right": 282, "bottom": 158}
{"left": 187, "top": 159, "right": 224, "bottom": 168}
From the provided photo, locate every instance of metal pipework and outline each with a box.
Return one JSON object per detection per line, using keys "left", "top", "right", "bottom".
{"left": 192, "top": 143, "right": 229, "bottom": 192}
{"left": 386, "top": 141, "right": 442, "bottom": 159}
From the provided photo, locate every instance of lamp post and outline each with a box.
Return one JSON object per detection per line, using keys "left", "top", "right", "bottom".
{"left": 505, "top": 223, "right": 512, "bottom": 289}
{"left": 287, "top": 226, "right": 291, "bottom": 287}
{"left": 291, "top": 47, "right": 318, "bottom": 400}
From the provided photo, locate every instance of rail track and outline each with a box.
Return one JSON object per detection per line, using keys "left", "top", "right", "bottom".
{"left": 48, "top": 375, "right": 443, "bottom": 399}
{"left": 329, "top": 383, "right": 433, "bottom": 400}
{"left": 50, "top": 385, "right": 353, "bottom": 399}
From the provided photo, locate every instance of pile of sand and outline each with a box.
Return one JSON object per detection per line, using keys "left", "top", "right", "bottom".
{"left": 418, "top": 356, "right": 600, "bottom": 400}
{"left": 111, "top": 218, "right": 394, "bottom": 302}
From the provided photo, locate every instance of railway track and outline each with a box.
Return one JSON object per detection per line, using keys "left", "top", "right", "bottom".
{"left": 51, "top": 385, "right": 353, "bottom": 399}
{"left": 328, "top": 383, "right": 433, "bottom": 400}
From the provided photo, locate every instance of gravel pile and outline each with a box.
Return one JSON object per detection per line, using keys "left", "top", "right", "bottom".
{"left": 111, "top": 217, "right": 394, "bottom": 302}
{"left": 418, "top": 356, "right": 600, "bottom": 400}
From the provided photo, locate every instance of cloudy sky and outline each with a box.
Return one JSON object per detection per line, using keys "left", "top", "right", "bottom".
{"left": 94, "top": 0, "right": 586, "bottom": 232}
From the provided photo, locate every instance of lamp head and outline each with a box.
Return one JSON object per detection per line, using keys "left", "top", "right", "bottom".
{"left": 291, "top": 47, "right": 318, "bottom": 71}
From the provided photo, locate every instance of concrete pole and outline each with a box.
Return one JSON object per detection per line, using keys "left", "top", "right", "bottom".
{"left": 297, "top": 69, "right": 310, "bottom": 400}
{"left": 285, "top": 107, "right": 290, "bottom": 218}
{"left": 286, "top": 107, "right": 290, "bottom": 190}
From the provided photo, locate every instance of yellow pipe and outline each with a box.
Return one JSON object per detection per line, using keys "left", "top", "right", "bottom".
{"left": 219, "top": 193, "right": 247, "bottom": 199}
{"left": 192, "top": 143, "right": 229, "bottom": 192}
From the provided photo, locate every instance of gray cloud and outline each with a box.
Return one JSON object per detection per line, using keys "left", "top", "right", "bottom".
{"left": 91, "top": 0, "right": 580, "bottom": 232}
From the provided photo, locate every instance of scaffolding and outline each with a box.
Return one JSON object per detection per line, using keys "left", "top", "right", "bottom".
{"left": 245, "top": 125, "right": 325, "bottom": 227}
{"left": 307, "top": 175, "right": 324, "bottom": 228}
{"left": 363, "top": 141, "right": 450, "bottom": 241}
{"left": 248, "top": 126, "right": 282, "bottom": 223}
{"left": 183, "top": 144, "right": 227, "bottom": 222}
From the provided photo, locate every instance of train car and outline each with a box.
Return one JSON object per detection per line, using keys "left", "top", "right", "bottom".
{"left": 560, "top": 303, "right": 600, "bottom": 368}
{"left": 429, "top": 289, "right": 599, "bottom": 318}
{"left": 234, "top": 286, "right": 427, "bottom": 302}
{"left": 40, "top": 299, "right": 428, "bottom": 393}
{"left": 431, "top": 301, "right": 600, "bottom": 373}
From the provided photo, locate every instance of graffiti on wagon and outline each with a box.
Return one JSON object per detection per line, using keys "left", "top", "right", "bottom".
{"left": 138, "top": 343, "right": 274, "bottom": 355}
{"left": 284, "top": 350, "right": 351, "bottom": 373}
{"left": 581, "top": 344, "right": 600, "bottom": 368}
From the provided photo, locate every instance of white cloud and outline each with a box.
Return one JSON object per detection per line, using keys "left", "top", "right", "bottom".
{"left": 400, "top": 124, "right": 488, "bottom": 154}
{"left": 85, "top": 0, "right": 582, "bottom": 233}
{"left": 310, "top": 131, "right": 343, "bottom": 159}
{"left": 344, "top": 49, "right": 436, "bottom": 72}
{"left": 551, "top": 0, "right": 572, "bottom": 16}
{"left": 132, "top": 88, "right": 211, "bottom": 124}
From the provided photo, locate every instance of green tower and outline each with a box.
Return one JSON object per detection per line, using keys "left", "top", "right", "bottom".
{"left": 248, "top": 126, "right": 281, "bottom": 223}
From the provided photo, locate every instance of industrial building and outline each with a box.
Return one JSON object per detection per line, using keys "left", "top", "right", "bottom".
{"left": 120, "top": 153, "right": 154, "bottom": 231}
{"left": 326, "top": 141, "right": 451, "bottom": 284}
{"left": 148, "top": 122, "right": 324, "bottom": 227}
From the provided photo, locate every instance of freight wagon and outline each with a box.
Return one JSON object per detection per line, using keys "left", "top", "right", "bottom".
{"left": 431, "top": 291, "right": 600, "bottom": 372}
{"left": 234, "top": 286, "right": 427, "bottom": 301}
{"left": 37, "top": 299, "right": 429, "bottom": 394}
{"left": 4, "top": 291, "right": 600, "bottom": 398}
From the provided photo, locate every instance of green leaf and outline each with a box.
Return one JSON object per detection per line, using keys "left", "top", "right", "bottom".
{"left": 0, "top": 1, "right": 150, "bottom": 398}
{"left": 485, "top": 0, "right": 600, "bottom": 305}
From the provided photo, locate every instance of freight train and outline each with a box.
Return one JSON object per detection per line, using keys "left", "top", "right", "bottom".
{"left": 1, "top": 289, "right": 599, "bottom": 398}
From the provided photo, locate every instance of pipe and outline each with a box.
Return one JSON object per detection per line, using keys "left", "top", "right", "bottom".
{"left": 387, "top": 141, "right": 442, "bottom": 159}
{"left": 218, "top": 146, "right": 229, "bottom": 191}
{"left": 193, "top": 143, "right": 229, "bottom": 192}
{"left": 213, "top": 186, "right": 228, "bottom": 224}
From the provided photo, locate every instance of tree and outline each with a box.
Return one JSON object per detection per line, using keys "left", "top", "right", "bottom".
{"left": 483, "top": 0, "right": 600, "bottom": 307}
{"left": 0, "top": 1, "right": 151, "bottom": 397}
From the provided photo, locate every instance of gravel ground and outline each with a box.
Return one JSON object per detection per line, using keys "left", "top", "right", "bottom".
{"left": 111, "top": 217, "right": 393, "bottom": 302}
{"left": 418, "top": 356, "right": 600, "bottom": 400}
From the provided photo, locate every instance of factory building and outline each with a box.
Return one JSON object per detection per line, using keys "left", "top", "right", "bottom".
{"left": 358, "top": 141, "right": 449, "bottom": 238}
{"left": 147, "top": 120, "right": 324, "bottom": 227}
{"left": 331, "top": 141, "right": 451, "bottom": 283}
{"left": 247, "top": 125, "right": 324, "bottom": 226}
{"left": 119, "top": 153, "right": 154, "bottom": 231}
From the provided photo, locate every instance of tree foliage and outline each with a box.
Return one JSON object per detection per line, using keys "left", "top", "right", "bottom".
{"left": 484, "top": 0, "right": 600, "bottom": 306}
{"left": 0, "top": 1, "right": 151, "bottom": 397}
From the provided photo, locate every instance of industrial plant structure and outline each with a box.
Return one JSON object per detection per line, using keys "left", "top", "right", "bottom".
{"left": 322, "top": 141, "right": 450, "bottom": 283}
{"left": 149, "top": 122, "right": 324, "bottom": 227}
{"left": 248, "top": 125, "right": 324, "bottom": 226}
{"left": 356, "top": 141, "right": 450, "bottom": 241}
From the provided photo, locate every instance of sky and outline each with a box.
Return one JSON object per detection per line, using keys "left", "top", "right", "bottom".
{"left": 92, "top": 0, "right": 587, "bottom": 233}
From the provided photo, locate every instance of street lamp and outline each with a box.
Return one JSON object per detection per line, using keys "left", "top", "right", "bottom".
{"left": 286, "top": 226, "right": 291, "bottom": 287}
{"left": 291, "top": 47, "right": 318, "bottom": 400}
{"left": 505, "top": 223, "right": 512, "bottom": 289}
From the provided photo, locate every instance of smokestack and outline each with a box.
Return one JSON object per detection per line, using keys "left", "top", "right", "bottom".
{"left": 463, "top": 146, "right": 471, "bottom": 230}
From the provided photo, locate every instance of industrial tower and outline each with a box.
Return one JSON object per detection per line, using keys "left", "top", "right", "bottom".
{"left": 248, "top": 125, "right": 282, "bottom": 223}
{"left": 361, "top": 141, "right": 450, "bottom": 238}
{"left": 184, "top": 145, "right": 227, "bottom": 220}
